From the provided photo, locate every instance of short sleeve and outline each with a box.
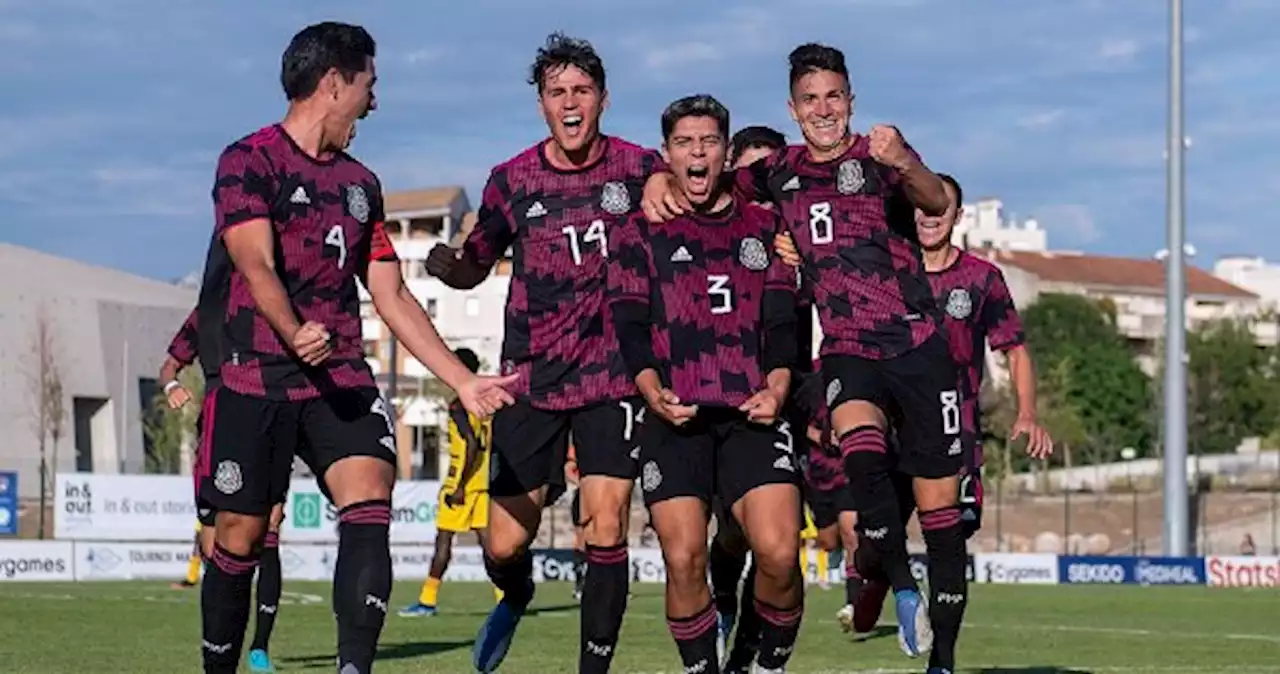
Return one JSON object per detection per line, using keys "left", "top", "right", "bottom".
{"left": 982, "top": 267, "right": 1025, "bottom": 351}
{"left": 212, "top": 144, "right": 275, "bottom": 237}
{"left": 167, "top": 309, "right": 199, "bottom": 365}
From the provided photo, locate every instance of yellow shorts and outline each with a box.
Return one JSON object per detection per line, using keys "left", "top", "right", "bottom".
{"left": 800, "top": 509, "right": 818, "bottom": 540}
{"left": 436, "top": 491, "right": 489, "bottom": 533}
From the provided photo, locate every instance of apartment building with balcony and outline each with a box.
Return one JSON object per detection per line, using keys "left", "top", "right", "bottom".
{"left": 359, "top": 186, "right": 513, "bottom": 480}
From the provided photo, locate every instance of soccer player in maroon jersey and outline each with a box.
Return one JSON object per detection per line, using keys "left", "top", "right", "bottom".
{"left": 159, "top": 309, "right": 286, "bottom": 673}
{"left": 424, "top": 34, "right": 664, "bottom": 673}
{"left": 196, "top": 22, "right": 515, "bottom": 674}
{"left": 643, "top": 43, "right": 964, "bottom": 668}
{"left": 609, "top": 94, "right": 804, "bottom": 674}
{"left": 706, "top": 125, "right": 789, "bottom": 672}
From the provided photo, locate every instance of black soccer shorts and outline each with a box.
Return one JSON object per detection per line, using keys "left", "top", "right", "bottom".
{"left": 822, "top": 333, "right": 969, "bottom": 479}
{"left": 638, "top": 408, "right": 800, "bottom": 510}
{"left": 806, "top": 482, "right": 858, "bottom": 531}
{"left": 197, "top": 387, "right": 396, "bottom": 517}
{"left": 489, "top": 397, "right": 644, "bottom": 499}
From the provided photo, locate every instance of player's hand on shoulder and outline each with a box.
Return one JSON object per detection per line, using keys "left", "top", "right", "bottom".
{"left": 456, "top": 372, "right": 519, "bottom": 418}
{"left": 425, "top": 243, "right": 462, "bottom": 278}
{"left": 739, "top": 388, "right": 784, "bottom": 425}
{"left": 868, "top": 124, "right": 913, "bottom": 171}
{"left": 774, "top": 232, "right": 801, "bottom": 267}
{"left": 292, "top": 320, "right": 332, "bottom": 366}
{"left": 641, "top": 173, "right": 689, "bottom": 223}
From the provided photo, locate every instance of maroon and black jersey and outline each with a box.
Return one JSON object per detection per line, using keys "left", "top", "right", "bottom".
{"left": 928, "top": 251, "right": 1025, "bottom": 467}
{"left": 166, "top": 307, "right": 222, "bottom": 386}
{"left": 734, "top": 136, "right": 941, "bottom": 360}
{"left": 463, "top": 137, "right": 662, "bottom": 410}
{"left": 606, "top": 201, "right": 798, "bottom": 408}
{"left": 204, "top": 124, "right": 398, "bottom": 401}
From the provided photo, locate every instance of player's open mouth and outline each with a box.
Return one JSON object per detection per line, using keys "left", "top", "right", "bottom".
{"left": 562, "top": 114, "right": 583, "bottom": 137}
{"left": 686, "top": 165, "right": 710, "bottom": 192}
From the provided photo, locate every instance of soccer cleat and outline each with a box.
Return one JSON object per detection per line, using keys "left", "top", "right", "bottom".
{"left": 836, "top": 604, "right": 854, "bottom": 633}
{"left": 853, "top": 579, "right": 890, "bottom": 633}
{"left": 247, "top": 648, "right": 276, "bottom": 673}
{"left": 472, "top": 584, "right": 531, "bottom": 672}
{"left": 398, "top": 602, "right": 438, "bottom": 617}
{"left": 751, "top": 664, "right": 785, "bottom": 674}
{"left": 926, "top": 669, "right": 954, "bottom": 674}
{"left": 893, "top": 589, "right": 933, "bottom": 658}
{"left": 716, "top": 610, "right": 736, "bottom": 665}
{"left": 170, "top": 580, "right": 196, "bottom": 590}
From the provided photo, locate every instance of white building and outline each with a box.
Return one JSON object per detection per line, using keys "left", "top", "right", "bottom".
{"left": 953, "top": 198, "right": 1047, "bottom": 252}
{"left": 1214, "top": 256, "right": 1280, "bottom": 311}
{"left": 360, "top": 186, "right": 512, "bottom": 480}
{"left": 0, "top": 244, "right": 195, "bottom": 499}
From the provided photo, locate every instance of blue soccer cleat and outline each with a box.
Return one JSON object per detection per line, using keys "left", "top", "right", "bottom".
{"left": 893, "top": 589, "right": 933, "bottom": 658}
{"left": 246, "top": 648, "right": 276, "bottom": 673}
{"left": 472, "top": 584, "right": 531, "bottom": 672}
{"left": 398, "top": 602, "right": 438, "bottom": 617}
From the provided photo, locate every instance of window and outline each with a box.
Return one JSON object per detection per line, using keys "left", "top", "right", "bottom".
{"left": 411, "top": 427, "right": 441, "bottom": 479}
{"left": 465, "top": 297, "right": 480, "bottom": 317}
{"left": 427, "top": 298, "right": 438, "bottom": 318}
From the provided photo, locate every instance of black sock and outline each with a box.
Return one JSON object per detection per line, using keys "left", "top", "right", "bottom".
{"left": 853, "top": 540, "right": 886, "bottom": 583}
{"left": 842, "top": 427, "right": 916, "bottom": 593}
{"left": 667, "top": 601, "right": 719, "bottom": 674}
{"left": 708, "top": 538, "right": 747, "bottom": 617}
{"left": 753, "top": 597, "right": 803, "bottom": 670}
{"left": 485, "top": 550, "right": 534, "bottom": 609}
{"left": 579, "top": 544, "right": 630, "bottom": 674}
{"left": 573, "top": 548, "right": 587, "bottom": 594}
{"left": 921, "top": 507, "right": 969, "bottom": 672}
{"left": 249, "top": 531, "right": 282, "bottom": 653}
{"left": 727, "top": 562, "right": 761, "bottom": 661}
{"left": 333, "top": 500, "right": 392, "bottom": 674}
{"left": 844, "top": 554, "right": 864, "bottom": 607}
{"left": 201, "top": 544, "right": 258, "bottom": 674}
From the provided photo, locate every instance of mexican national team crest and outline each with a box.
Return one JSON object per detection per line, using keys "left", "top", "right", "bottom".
{"left": 837, "top": 159, "right": 865, "bottom": 195}
{"left": 346, "top": 185, "right": 370, "bottom": 223}
{"left": 739, "top": 237, "right": 770, "bottom": 271}
{"left": 945, "top": 287, "right": 973, "bottom": 319}
{"left": 600, "top": 181, "right": 631, "bottom": 215}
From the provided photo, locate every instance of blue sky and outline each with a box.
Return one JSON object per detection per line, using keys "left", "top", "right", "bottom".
{"left": 1, "top": 0, "right": 1276, "bottom": 282}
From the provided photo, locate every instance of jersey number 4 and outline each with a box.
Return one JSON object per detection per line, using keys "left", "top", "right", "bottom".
{"left": 325, "top": 225, "right": 348, "bottom": 268}
{"left": 562, "top": 219, "right": 607, "bottom": 266}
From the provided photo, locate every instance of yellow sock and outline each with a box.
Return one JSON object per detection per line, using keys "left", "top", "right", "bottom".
{"left": 817, "top": 549, "right": 829, "bottom": 582}
{"left": 800, "top": 548, "right": 809, "bottom": 580}
{"left": 419, "top": 577, "right": 442, "bottom": 606}
{"left": 184, "top": 553, "right": 202, "bottom": 585}
{"left": 493, "top": 585, "right": 504, "bottom": 603}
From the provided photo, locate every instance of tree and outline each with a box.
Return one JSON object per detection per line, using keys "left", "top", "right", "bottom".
{"left": 142, "top": 366, "right": 205, "bottom": 474}
{"left": 24, "top": 310, "right": 66, "bottom": 540}
{"left": 1021, "top": 293, "right": 1155, "bottom": 459}
{"left": 1185, "top": 318, "right": 1279, "bottom": 456}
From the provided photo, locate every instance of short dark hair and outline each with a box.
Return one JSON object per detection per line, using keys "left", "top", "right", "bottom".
{"left": 938, "top": 173, "right": 964, "bottom": 207}
{"left": 788, "top": 43, "right": 849, "bottom": 90}
{"left": 529, "top": 32, "right": 606, "bottom": 93}
{"left": 729, "top": 126, "right": 786, "bottom": 165}
{"left": 281, "top": 22, "right": 376, "bottom": 101}
{"left": 454, "top": 347, "right": 481, "bottom": 374}
{"left": 660, "top": 94, "right": 730, "bottom": 141}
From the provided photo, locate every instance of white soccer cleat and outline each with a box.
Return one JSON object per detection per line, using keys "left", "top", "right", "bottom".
{"left": 836, "top": 604, "right": 854, "bottom": 633}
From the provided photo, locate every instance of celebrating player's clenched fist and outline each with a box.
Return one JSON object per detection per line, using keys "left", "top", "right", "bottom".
{"left": 868, "top": 124, "right": 913, "bottom": 171}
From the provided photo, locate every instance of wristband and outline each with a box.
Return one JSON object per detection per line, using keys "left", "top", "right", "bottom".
{"left": 163, "top": 380, "right": 182, "bottom": 395}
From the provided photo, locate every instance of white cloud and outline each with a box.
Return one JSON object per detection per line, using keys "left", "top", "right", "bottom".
{"left": 403, "top": 47, "right": 446, "bottom": 66}
{"left": 1017, "top": 109, "right": 1065, "bottom": 130}
{"left": 643, "top": 41, "right": 723, "bottom": 72}
{"left": 1035, "top": 204, "right": 1100, "bottom": 245}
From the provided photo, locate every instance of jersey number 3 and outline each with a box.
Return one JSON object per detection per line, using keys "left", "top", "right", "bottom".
{"left": 708, "top": 274, "right": 733, "bottom": 315}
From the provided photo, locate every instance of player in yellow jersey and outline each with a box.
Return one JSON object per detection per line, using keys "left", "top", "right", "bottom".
{"left": 799, "top": 506, "right": 830, "bottom": 590}
{"left": 172, "top": 520, "right": 209, "bottom": 589}
{"left": 401, "top": 349, "right": 501, "bottom": 616}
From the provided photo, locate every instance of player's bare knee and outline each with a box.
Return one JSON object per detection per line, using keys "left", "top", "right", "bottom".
{"left": 664, "top": 542, "right": 708, "bottom": 589}
{"left": 268, "top": 503, "right": 286, "bottom": 532}
{"left": 584, "top": 513, "right": 625, "bottom": 547}
{"left": 753, "top": 544, "right": 800, "bottom": 589}
{"left": 913, "top": 474, "right": 960, "bottom": 512}
{"left": 214, "top": 512, "right": 268, "bottom": 556}
{"left": 323, "top": 456, "right": 394, "bottom": 509}
{"left": 816, "top": 526, "right": 841, "bottom": 553}
{"left": 830, "top": 400, "right": 886, "bottom": 437}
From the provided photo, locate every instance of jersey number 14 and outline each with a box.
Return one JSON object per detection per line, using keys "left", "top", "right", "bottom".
{"left": 562, "top": 219, "right": 607, "bottom": 266}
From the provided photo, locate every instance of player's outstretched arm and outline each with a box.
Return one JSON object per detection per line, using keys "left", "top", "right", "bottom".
{"left": 869, "top": 124, "right": 948, "bottom": 216}
{"left": 159, "top": 307, "right": 197, "bottom": 408}
{"left": 366, "top": 260, "right": 516, "bottom": 417}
